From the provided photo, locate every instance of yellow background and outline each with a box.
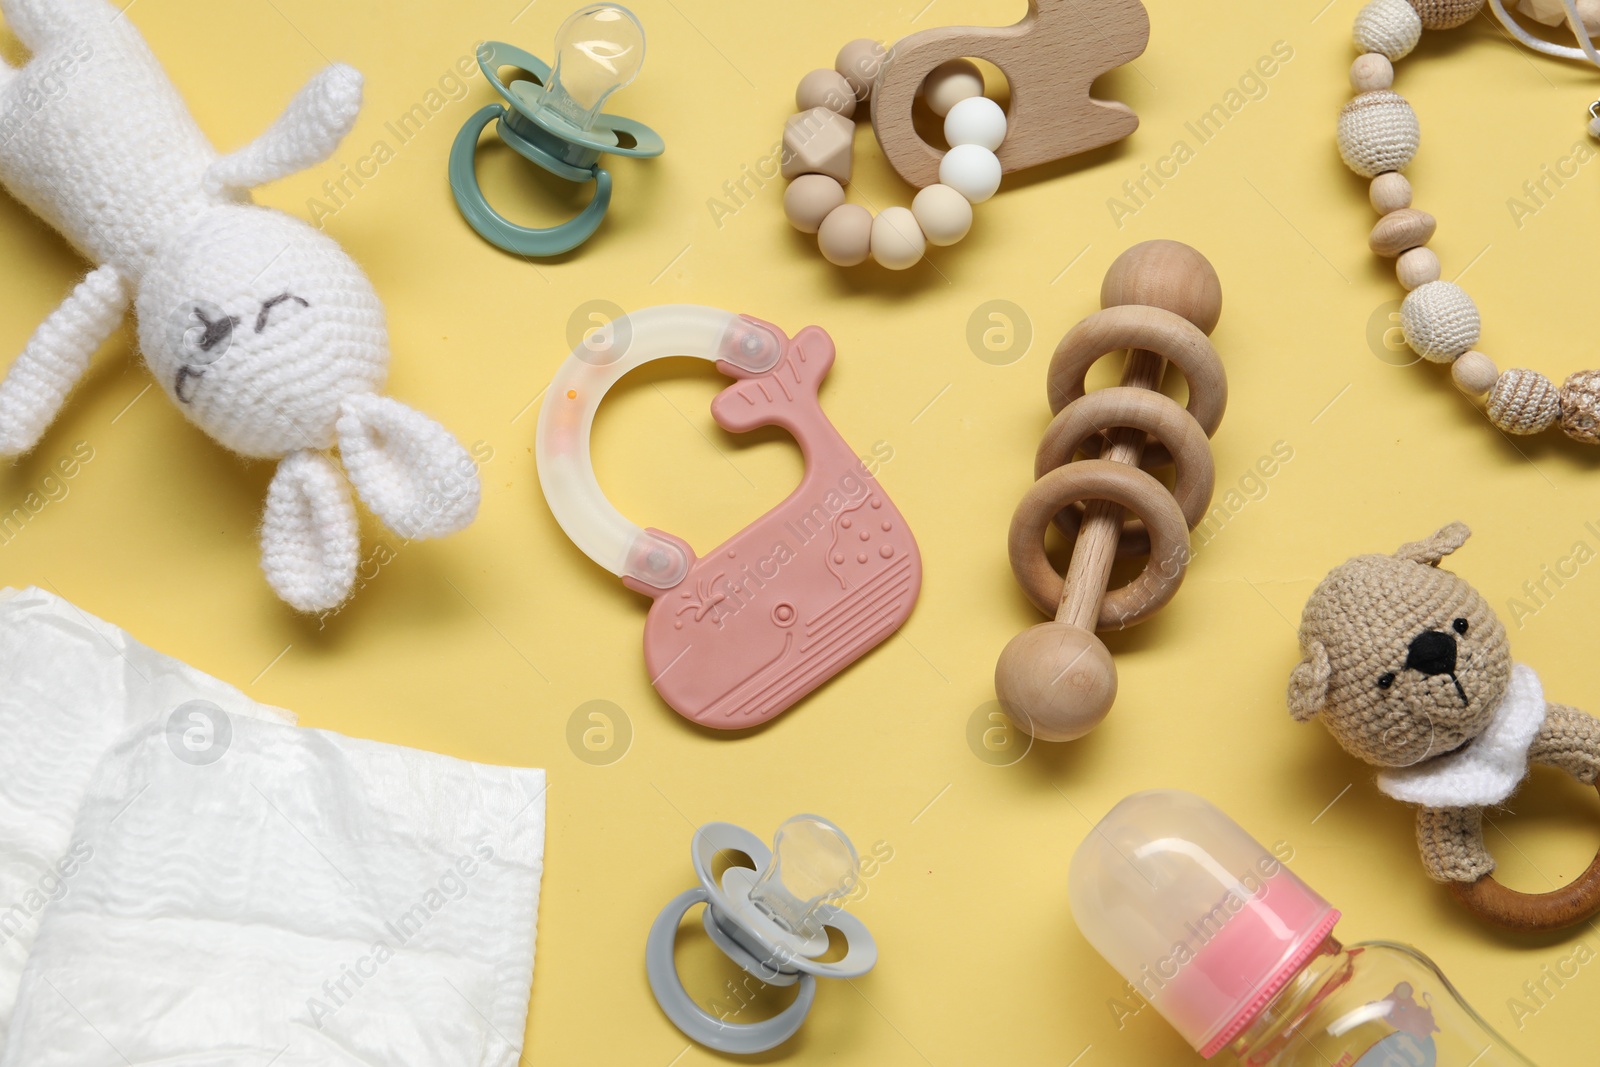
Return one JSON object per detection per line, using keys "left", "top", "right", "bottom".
{"left": 3, "top": 0, "right": 1599, "bottom": 1062}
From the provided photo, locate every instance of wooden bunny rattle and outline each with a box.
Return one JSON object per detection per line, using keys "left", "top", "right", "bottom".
{"left": 1289, "top": 523, "right": 1600, "bottom": 933}
{"left": 996, "top": 241, "right": 1227, "bottom": 741}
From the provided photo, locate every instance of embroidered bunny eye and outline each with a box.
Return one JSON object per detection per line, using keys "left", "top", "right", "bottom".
{"left": 1378, "top": 672, "right": 1396, "bottom": 689}
{"left": 1452, "top": 618, "right": 1468, "bottom": 635}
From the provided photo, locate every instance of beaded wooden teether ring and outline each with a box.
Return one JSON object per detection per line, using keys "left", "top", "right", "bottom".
{"left": 781, "top": 43, "right": 1007, "bottom": 270}
{"left": 1340, "top": 0, "right": 1600, "bottom": 442}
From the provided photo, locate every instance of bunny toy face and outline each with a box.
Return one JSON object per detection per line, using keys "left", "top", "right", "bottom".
{"left": 1288, "top": 524, "right": 1511, "bottom": 768}
{"left": 135, "top": 206, "right": 389, "bottom": 459}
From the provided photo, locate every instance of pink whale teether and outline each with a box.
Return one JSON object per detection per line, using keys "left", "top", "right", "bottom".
{"left": 536, "top": 305, "right": 921, "bottom": 730}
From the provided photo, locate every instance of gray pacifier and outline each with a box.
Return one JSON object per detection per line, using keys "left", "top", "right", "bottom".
{"left": 645, "top": 815, "right": 878, "bottom": 1054}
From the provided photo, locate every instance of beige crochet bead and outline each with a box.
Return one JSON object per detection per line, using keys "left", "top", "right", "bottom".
{"left": 1370, "top": 172, "right": 1411, "bottom": 213}
{"left": 1355, "top": 0, "right": 1423, "bottom": 60}
{"left": 1407, "top": 0, "right": 1486, "bottom": 28}
{"left": 1558, "top": 369, "right": 1600, "bottom": 444}
{"left": 1338, "top": 91, "right": 1420, "bottom": 178}
{"left": 1488, "top": 368, "right": 1560, "bottom": 434}
{"left": 1451, "top": 350, "right": 1498, "bottom": 396}
{"left": 1400, "top": 280, "right": 1479, "bottom": 362}
{"left": 1351, "top": 53, "right": 1395, "bottom": 91}
{"left": 1396, "top": 246, "right": 1441, "bottom": 289}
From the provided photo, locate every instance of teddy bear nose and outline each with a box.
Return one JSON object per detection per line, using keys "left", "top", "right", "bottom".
{"left": 1404, "top": 630, "right": 1457, "bottom": 676}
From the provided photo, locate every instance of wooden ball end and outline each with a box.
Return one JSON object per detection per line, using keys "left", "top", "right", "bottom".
{"left": 994, "top": 622, "right": 1117, "bottom": 742}
{"left": 1100, "top": 239, "right": 1223, "bottom": 334}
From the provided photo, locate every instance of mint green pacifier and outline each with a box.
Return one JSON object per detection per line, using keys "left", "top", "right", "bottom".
{"left": 451, "top": 4, "right": 664, "bottom": 258}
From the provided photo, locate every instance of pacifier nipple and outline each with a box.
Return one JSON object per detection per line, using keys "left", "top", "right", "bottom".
{"left": 748, "top": 815, "right": 860, "bottom": 937}
{"left": 540, "top": 4, "right": 646, "bottom": 132}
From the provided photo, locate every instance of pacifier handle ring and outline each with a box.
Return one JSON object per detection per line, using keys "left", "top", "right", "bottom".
{"left": 646, "top": 888, "right": 819, "bottom": 1054}
{"left": 1449, "top": 784, "right": 1600, "bottom": 933}
{"left": 535, "top": 306, "right": 785, "bottom": 591}
{"left": 448, "top": 105, "right": 614, "bottom": 257}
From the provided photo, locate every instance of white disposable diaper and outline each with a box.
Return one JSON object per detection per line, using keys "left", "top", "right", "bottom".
{"left": 0, "top": 588, "right": 546, "bottom": 1066}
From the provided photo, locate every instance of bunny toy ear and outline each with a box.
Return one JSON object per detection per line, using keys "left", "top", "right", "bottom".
{"left": 260, "top": 449, "right": 360, "bottom": 613}
{"left": 1394, "top": 522, "right": 1470, "bottom": 567}
{"left": 336, "top": 394, "right": 481, "bottom": 540}
{"left": 1288, "top": 640, "right": 1331, "bottom": 722}
{"left": 205, "top": 64, "right": 364, "bottom": 195}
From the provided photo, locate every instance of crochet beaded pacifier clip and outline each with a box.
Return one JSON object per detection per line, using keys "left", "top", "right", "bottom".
{"left": 1339, "top": 0, "right": 1600, "bottom": 441}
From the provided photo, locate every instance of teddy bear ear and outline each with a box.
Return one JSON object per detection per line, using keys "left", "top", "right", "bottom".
{"left": 1287, "top": 640, "right": 1331, "bottom": 722}
{"left": 1393, "top": 522, "right": 1470, "bottom": 567}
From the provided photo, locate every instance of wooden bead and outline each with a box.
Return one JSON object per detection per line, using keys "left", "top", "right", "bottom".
{"left": 911, "top": 183, "right": 972, "bottom": 246}
{"left": 1401, "top": 280, "right": 1479, "bottom": 362}
{"left": 1355, "top": 0, "right": 1423, "bottom": 60}
{"left": 1099, "top": 240, "right": 1223, "bottom": 333}
{"left": 816, "top": 204, "right": 872, "bottom": 266}
{"left": 995, "top": 622, "right": 1116, "bottom": 741}
{"left": 1559, "top": 369, "right": 1600, "bottom": 444}
{"left": 1351, "top": 52, "right": 1395, "bottom": 91}
{"left": 1338, "top": 90, "right": 1419, "bottom": 177}
{"left": 1407, "top": 0, "right": 1486, "bottom": 29}
{"left": 1370, "top": 172, "right": 1412, "bottom": 213}
{"left": 1488, "top": 368, "right": 1560, "bottom": 434}
{"left": 1452, "top": 350, "right": 1498, "bottom": 396}
{"left": 796, "top": 69, "right": 856, "bottom": 118}
{"left": 835, "top": 38, "right": 886, "bottom": 102}
{"left": 1397, "top": 246, "right": 1441, "bottom": 289}
{"left": 783, "top": 174, "right": 846, "bottom": 234}
{"left": 1370, "top": 207, "right": 1436, "bottom": 257}
{"left": 870, "top": 206, "right": 926, "bottom": 270}
{"left": 921, "top": 58, "right": 983, "bottom": 117}
{"left": 781, "top": 107, "right": 855, "bottom": 183}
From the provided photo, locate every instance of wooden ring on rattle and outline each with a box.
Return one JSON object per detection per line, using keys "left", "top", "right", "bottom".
{"left": 1036, "top": 386, "right": 1215, "bottom": 560}
{"left": 1448, "top": 785, "right": 1600, "bottom": 933}
{"left": 1009, "top": 459, "right": 1190, "bottom": 630}
{"left": 1046, "top": 305, "right": 1227, "bottom": 469}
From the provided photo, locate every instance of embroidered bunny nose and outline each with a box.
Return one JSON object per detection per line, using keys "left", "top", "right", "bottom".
{"left": 1406, "top": 629, "right": 1458, "bottom": 676}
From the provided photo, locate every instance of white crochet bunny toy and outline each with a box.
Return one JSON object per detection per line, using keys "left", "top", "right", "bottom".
{"left": 0, "top": 0, "right": 480, "bottom": 611}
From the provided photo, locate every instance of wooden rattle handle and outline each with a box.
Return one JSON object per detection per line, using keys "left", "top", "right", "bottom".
{"left": 1056, "top": 348, "right": 1164, "bottom": 630}
{"left": 996, "top": 241, "right": 1223, "bottom": 743}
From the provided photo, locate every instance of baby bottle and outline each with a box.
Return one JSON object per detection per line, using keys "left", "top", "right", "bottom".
{"left": 1069, "top": 790, "right": 1536, "bottom": 1065}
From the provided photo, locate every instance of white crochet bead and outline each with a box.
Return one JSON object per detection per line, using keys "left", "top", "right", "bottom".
{"left": 1338, "top": 90, "right": 1420, "bottom": 177}
{"left": 1487, "top": 369, "right": 1560, "bottom": 434}
{"left": 1401, "top": 281, "right": 1480, "bottom": 362}
{"left": 1355, "top": 0, "right": 1423, "bottom": 58}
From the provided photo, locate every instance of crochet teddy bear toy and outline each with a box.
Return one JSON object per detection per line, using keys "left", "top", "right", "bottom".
{"left": 1288, "top": 523, "right": 1600, "bottom": 929}
{"left": 0, "top": 0, "right": 479, "bottom": 611}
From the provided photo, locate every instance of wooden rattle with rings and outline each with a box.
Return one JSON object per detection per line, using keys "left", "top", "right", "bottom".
{"left": 995, "top": 241, "right": 1227, "bottom": 742}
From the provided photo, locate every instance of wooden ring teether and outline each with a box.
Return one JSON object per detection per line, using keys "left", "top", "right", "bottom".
{"left": 1009, "top": 459, "right": 1189, "bottom": 626}
{"left": 1448, "top": 785, "right": 1600, "bottom": 933}
{"left": 1036, "top": 386, "right": 1216, "bottom": 559}
{"left": 1046, "top": 304, "right": 1227, "bottom": 469}
{"left": 995, "top": 241, "right": 1226, "bottom": 743}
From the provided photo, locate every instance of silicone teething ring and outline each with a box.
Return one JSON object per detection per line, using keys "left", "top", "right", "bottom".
{"left": 1035, "top": 386, "right": 1215, "bottom": 560}
{"left": 448, "top": 104, "right": 614, "bottom": 257}
{"left": 1046, "top": 305, "right": 1227, "bottom": 469}
{"left": 1009, "top": 459, "right": 1190, "bottom": 629}
{"left": 1448, "top": 785, "right": 1600, "bottom": 933}
{"left": 645, "top": 888, "right": 819, "bottom": 1054}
